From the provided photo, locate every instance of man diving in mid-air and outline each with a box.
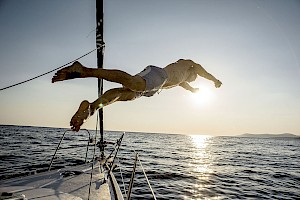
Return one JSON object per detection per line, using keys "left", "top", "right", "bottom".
{"left": 52, "top": 59, "right": 222, "bottom": 131}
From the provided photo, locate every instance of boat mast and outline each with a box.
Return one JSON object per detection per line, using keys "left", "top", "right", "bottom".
{"left": 96, "top": 0, "right": 105, "bottom": 159}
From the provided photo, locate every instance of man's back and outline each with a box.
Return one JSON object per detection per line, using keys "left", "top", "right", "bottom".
{"left": 163, "top": 59, "right": 196, "bottom": 88}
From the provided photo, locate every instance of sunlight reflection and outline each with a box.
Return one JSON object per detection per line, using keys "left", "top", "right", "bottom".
{"left": 190, "top": 135, "right": 211, "bottom": 149}
{"left": 189, "top": 134, "right": 213, "bottom": 175}
{"left": 188, "top": 135, "right": 215, "bottom": 199}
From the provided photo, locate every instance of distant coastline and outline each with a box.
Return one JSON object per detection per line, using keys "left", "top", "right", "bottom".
{"left": 238, "top": 133, "right": 300, "bottom": 138}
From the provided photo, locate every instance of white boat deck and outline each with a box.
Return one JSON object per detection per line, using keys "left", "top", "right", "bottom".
{"left": 0, "top": 161, "right": 113, "bottom": 200}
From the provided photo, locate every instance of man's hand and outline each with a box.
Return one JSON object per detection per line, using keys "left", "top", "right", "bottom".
{"left": 179, "top": 82, "right": 199, "bottom": 93}
{"left": 214, "top": 80, "right": 222, "bottom": 88}
{"left": 191, "top": 88, "right": 199, "bottom": 93}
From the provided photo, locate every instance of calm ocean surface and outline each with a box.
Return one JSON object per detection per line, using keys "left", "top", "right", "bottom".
{"left": 0, "top": 125, "right": 299, "bottom": 199}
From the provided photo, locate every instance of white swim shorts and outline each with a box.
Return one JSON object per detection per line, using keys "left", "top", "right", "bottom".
{"left": 136, "top": 65, "right": 168, "bottom": 97}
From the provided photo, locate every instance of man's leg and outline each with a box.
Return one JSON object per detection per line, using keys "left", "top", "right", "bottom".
{"left": 70, "top": 88, "right": 140, "bottom": 131}
{"left": 52, "top": 61, "right": 146, "bottom": 91}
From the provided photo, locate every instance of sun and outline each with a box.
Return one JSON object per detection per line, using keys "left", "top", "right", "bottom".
{"left": 189, "top": 84, "right": 215, "bottom": 106}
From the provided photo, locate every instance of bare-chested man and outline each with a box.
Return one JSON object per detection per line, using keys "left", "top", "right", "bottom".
{"left": 52, "top": 59, "right": 222, "bottom": 131}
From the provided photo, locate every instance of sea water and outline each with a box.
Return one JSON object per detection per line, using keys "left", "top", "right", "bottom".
{"left": 0, "top": 125, "right": 299, "bottom": 199}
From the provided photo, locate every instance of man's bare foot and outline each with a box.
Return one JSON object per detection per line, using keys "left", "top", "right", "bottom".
{"left": 52, "top": 61, "right": 85, "bottom": 83}
{"left": 70, "top": 100, "right": 91, "bottom": 132}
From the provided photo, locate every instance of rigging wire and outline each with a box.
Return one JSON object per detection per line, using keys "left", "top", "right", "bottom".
{"left": 129, "top": 147, "right": 157, "bottom": 200}
{"left": 136, "top": 154, "right": 157, "bottom": 200}
{"left": 88, "top": 112, "right": 100, "bottom": 200}
{"left": 0, "top": 48, "right": 97, "bottom": 92}
{"left": 117, "top": 157, "right": 128, "bottom": 198}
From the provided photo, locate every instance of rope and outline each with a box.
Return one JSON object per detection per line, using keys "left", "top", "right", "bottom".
{"left": 48, "top": 130, "right": 67, "bottom": 171}
{"left": 117, "top": 157, "right": 127, "bottom": 198}
{"left": 0, "top": 48, "right": 97, "bottom": 91}
{"left": 126, "top": 153, "right": 138, "bottom": 200}
{"left": 88, "top": 113, "right": 100, "bottom": 200}
{"left": 130, "top": 147, "right": 157, "bottom": 200}
{"left": 136, "top": 154, "right": 157, "bottom": 200}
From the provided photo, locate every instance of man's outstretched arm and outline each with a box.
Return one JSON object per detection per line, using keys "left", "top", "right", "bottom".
{"left": 193, "top": 63, "right": 222, "bottom": 88}
{"left": 179, "top": 82, "right": 199, "bottom": 93}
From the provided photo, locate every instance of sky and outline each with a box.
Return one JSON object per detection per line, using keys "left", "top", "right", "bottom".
{"left": 0, "top": 0, "right": 299, "bottom": 136}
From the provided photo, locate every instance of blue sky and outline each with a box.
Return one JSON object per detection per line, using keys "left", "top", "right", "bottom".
{"left": 0, "top": 0, "right": 299, "bottom": 135}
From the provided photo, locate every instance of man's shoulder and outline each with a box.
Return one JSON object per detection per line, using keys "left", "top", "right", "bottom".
{"left": 177, "top": 59, "right": 194, "bottom": 63}
{"left": 172, "top": 59, "right": 194, "bottom": 69}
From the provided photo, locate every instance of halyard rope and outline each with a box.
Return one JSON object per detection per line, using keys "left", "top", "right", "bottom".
{"left": 0, "top": 48, "right": 97, "bottom": 91}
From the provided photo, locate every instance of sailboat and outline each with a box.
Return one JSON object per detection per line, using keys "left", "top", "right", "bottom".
{"left": 0, "top": 1, "right": 156, "bottom": 199}
{"left": 0, "top": 129, "right": 141, "bottom": 200}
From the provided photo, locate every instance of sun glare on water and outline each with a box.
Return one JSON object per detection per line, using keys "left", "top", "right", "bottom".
{"left": 189, "top": 135, "right": 213, "bottom": 174}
